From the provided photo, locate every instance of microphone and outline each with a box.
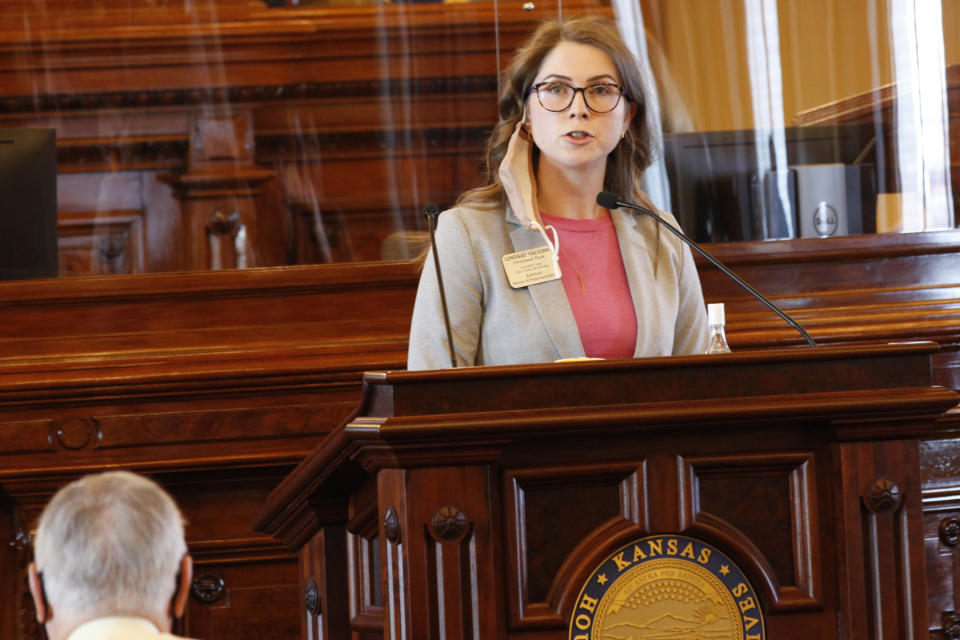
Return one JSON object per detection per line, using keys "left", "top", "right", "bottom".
{"left": 597, "top": 191, "right": 817, "bottom": 348}
{"left": 423, "top": 202, "right": 459, "bottom": 367}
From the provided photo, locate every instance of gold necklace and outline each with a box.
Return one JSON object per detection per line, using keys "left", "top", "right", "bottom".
{"left": 559, "top": 227, "right": 605, "bottom": 291}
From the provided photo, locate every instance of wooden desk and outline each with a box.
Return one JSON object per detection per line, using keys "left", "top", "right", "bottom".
{"left": 258, "top": 342, "right": 958, "bottom": 639}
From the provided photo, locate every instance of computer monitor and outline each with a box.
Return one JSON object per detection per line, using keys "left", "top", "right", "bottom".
{"left": 662, "top": 124, "right": 879, "bottom": 243}
{"left": 0, "top": 128, "right": 58, "bottom": 280}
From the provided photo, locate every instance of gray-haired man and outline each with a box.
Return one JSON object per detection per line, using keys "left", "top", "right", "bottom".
{"left": 29, "top": 471, "right": 195, "bottom": 640}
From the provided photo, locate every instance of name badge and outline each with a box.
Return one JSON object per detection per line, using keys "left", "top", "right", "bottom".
{"left": 501, "top": 246, "right": 561, "bottom": 288}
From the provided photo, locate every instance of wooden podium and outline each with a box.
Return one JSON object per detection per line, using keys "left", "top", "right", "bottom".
{"left": 256, "top": 342, "right": 959, "bottom": 639}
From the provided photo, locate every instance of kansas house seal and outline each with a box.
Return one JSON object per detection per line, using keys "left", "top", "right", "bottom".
{"left": 569, "top": 534, "right": 765, "bottom": 640}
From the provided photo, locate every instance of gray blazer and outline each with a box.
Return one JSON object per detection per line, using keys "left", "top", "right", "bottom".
{"left": 407, "top": 202, "right": 709, "bottom": 369}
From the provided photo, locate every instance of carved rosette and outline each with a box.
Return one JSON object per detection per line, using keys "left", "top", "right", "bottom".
{"left": 49, "top": 418, "right": 102, "bottom": 451}
{"left": 940, "top": 516, "right": 960, "bottom": 547}
{"left": 9, "top": 520, "right": 32, "bottom": 552}
{"left": 383, "top": 506, "right": 399, "bottom": 543}
{"left": 0, "top": 77, "right": 497, "bottom": 115}
{"left": 191, "top": 574, "right": 225, "bottom": 604}
{"left": 942, "top": 611, "right": 960, "bottom": 640}
{"left": 429, "top": 505, "right": 469, "bottom": 542}
{"left": 304, "top": 578, "right": 319, "bottom": 615}
{"left": 862, "top": 478, "right": 902, "bottom": 514}
{"left": 208, "top": 209, "right": 241, "bottom": 237}
{"left": 97, "top": 233, "right": 129, "bottom": 274}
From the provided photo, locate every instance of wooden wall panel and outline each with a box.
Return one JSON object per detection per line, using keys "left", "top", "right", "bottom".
{"left": 834, "top": 439, "right": 930, "bottom": 638}
{"left": 58, "top": 210, "right": 146, "bottom": 276}
{"left": 180, "top": 561, "right": 300, "bottom": 640}
{"left": 378, "top": 465, "right": 503, "bottom": 640}
{"left": 345, "top": 476, "right": 382, "bottom": 636}
{"left": 0, "top": 1, "right": 601, "bottom": 275}
{"left": 922, "top": 427, "right": 960, "bottom": 639}
{"left": 0, "top": 262, "right": 418, "bottom": 640}
{"left": 503, "top": 463, "right": 644, "bottom": 628}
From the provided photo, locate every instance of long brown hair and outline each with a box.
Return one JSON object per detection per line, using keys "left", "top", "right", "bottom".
{"left": 458, "top": 16, "right": 657, "bottom": 208}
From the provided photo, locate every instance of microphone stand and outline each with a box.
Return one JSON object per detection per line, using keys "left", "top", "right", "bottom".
{"left": 423, "top": 203, "right": 459, "bottom": 367}
{"left": 597, "top": 192, "right": 817, "bottom": 348}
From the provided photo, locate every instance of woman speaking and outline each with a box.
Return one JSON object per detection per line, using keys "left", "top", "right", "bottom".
{"left": 407, "top": 16, "right": 708, "bottom": 369}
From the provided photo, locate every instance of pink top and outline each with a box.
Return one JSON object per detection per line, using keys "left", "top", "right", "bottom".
{"left": 541, "top": 212, "right": 637, "bottom": 360}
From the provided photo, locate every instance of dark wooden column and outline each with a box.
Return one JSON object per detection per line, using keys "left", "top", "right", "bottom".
{"left": 835, "top": 438, "right": 929, "bottom": 637}
{"left": 301, "top": 523, "right": 349, "bottom": 639}
{"left": 378, "top": 466, "right": 504, "bottom": 639}
{"left": 164, "top": 111, "right": 276, "bottom": 271}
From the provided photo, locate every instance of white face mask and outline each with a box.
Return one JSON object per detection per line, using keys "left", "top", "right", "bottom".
{"left": 498, "top": 111, "right": 541, "bottom": 231}
{"left": 497, "top": 110, "right": 560, "bottom": 274}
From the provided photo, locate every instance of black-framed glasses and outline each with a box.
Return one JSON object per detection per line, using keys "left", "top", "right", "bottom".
{"left": 529, "top": 81, "right": 626, "bottom": 113}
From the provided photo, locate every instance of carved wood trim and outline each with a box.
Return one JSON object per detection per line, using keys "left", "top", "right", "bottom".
{"left": 504, "top": 462, "right": 646, "bottom": 629}
{"left": 0, "top": 421, "right": 55, "bottom": 457}
{"left": 346, "top": 481, "right": 383, "bottom": 631}
{"left": 923, "top": 478, "right": 960, "bottom": 513}
{"left": 793, "top": 64, "right": 960, "bottom": 128}
{"left": 423, "top": 518, "right": 481, "bottom": 637}
{"left": 939, "top": 516, "right": 960, "bottom": 547}
{"left": 0, "top": 263, "right": 420, "bottom": 383}
{"left": 937, "top": 610, "right": 960, "bottom": 639}
{"left": 346, "top": 530, "right": 384, "bottom": 631}
{"left": 58, "top": 210, "right": 146, "bottom": 276}
{"left": 372, "top": 465, "right": 499, "bottom": 638}
{"left": 300, "top": 525, "right": 349, "bottom": 640}
{"left": 191, "top": 574, "right": 226, "bottom": 604}
{"left": 383, "top": 528, "right": 405, "bottom": 637}
{"left": 428, "top": 505, "right": 470, "bottom": 542}
{"left": 376, "top": 468, "right": 405, "bottom": 638}
{"left": 359, "top": 388, "right": 958, "bottom": 447}
{"left": 703, "top": 229, "right": 960, "bottom": 266}
{"left": 8, "top": 520, "right": 32, "bottom": 553}
{"left": 548, "top": 518, "right": 664, "bottom": 624}
{"left": 58, "top": 139, "right": 188, "bottom": 173}
{"left": 861, "top": 490, "right": 914, "bottom": 632}
{"left": 49, "top": 417, "right": 101, "bottom": 451}
{"left": 0, "top": 405, "right": 351, "bottom": 466}
{"left": 0, "top": 258, "right": 421, "bottom": 303}
{"left": 50, "top": 123, "right": 490, "bottom": 172}
{"left": 256, "top": 125, "right": 491, "bottom": 162}
{"left": 303, "top": 578, "right": 319, "bottom": 615}
{"left": 0, "top": 77, "right": 498, "bottom": 116}
{"left": 863, "top": 478, "right": 904, "bottom": 514}
{"left": 188, "top": 535, "right": 298, "bottom": 565}
{"left": 679, "top": 452, "right": 821, "bottom": 612}
{"left": 836, "top": 439, "right": 929, "bottom": 638}
{"left": 921, "top": 458, "right": 960, "bottom": 635}
{"left": 792, "top": 79, "right": 902, "bottom": 126}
